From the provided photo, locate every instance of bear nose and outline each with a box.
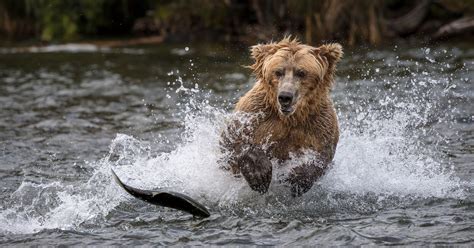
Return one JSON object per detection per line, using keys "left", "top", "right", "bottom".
{"left": 278, "top": 92, "right": 294, "bottom": 106}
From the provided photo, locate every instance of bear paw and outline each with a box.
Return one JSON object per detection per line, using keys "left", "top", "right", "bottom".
{"left": 285, "top": 166, "right": 315, "bottom": 197}
{"left": 239, "top": 146, "right": 272, "bottom": 194}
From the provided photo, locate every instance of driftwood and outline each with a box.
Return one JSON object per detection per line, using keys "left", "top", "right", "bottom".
{"left": 2, "top": 35, "right": 165, "bottom": 53}
{"left": 87, "top": 35, "right": 164, "bottom": 48}
{"left": 433, "top": 16, "right": 474, "bottom": 39}
{"left": 386, "top": 0, "right": 432, "bottom": 36}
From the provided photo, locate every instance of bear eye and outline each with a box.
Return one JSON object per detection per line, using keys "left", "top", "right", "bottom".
{"left": 295, "top": 69, "right": 306, "bottom": 78}
{"left": 275, "top": 70, "right": 284, "bottom": 77}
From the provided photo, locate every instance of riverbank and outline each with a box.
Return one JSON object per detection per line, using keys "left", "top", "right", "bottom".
{"left": 1, "top": 1, "right": 473, "bottom": 46}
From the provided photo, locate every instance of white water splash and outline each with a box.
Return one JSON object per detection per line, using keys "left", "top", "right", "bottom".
{"left": 324, "top": 119, "right": 464, "bottom": 198}
{"left": 0, "top": 164, "right": 123, "bottom": 234}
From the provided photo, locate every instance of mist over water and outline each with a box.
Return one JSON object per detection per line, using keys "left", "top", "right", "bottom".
{"left": 0, "top": 44, "right": 472, "bottom": 245}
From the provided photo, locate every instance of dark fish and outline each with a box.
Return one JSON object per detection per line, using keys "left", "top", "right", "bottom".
{"left": 111, "top": 170, "right": 210, "bottom": 218}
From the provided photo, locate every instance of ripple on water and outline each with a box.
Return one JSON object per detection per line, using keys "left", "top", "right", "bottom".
{"left": 0, "top": 45, "right": 472, "bottom": 245}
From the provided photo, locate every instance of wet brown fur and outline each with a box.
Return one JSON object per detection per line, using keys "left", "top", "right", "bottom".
{"left": 223, "top": 37, "right": 343, "bottom": 194}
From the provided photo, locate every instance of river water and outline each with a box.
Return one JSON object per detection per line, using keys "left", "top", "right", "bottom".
{"left": 0, "top": 42, "right": 473, "bottom": 245}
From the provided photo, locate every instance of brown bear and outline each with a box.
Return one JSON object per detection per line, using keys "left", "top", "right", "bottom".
{"left": 222, "top": 37, "right": 342, "bottom": 196}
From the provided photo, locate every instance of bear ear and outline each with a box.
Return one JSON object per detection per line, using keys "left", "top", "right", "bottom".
{"left": 248, "top": 43, "right": 278, "bottom": 78}
{"left": 315, "top": 43, "right": 343, "bottom": 69}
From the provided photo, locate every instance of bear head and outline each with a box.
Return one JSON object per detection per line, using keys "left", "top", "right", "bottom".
{"left": 249, "top": 37, "right": 343, "bottom": 117}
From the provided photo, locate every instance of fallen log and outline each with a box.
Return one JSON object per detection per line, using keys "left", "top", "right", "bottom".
{"left": 1, "top": 35, "right": 165, "bottom": 53}
{"left": 433, "top": 16, "right": 474, "bottom": 39}
{"left": 386, "top": 0, "right": 432, "bottom": 36}
{"left": 85, "top": 35, "right": 165, "bottom": 48}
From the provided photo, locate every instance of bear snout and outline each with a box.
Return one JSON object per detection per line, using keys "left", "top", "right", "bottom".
{"left": 278, "top": 91, "right": 294, "bottom": 106}
{"left": 278, "top": 91, "right": 298, "bottom": 115}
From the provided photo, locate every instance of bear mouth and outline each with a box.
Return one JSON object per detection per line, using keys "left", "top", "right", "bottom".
{"left": 280, "top": 106, "right": 294, "bottom": 116}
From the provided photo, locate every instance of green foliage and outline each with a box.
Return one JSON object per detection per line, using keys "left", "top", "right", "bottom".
{"left": 1, "top": 0, "right": 149, "bottom": 41}
{"left": 38, "top": 0, "right": 131, "bottom": 41}
{"left": 39, "top": 0, "right": 79, "bottom": 41}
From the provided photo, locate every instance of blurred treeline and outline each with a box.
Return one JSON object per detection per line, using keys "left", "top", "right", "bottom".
{"left": 0, "top": 0, "right": 473, "bottom": 45}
